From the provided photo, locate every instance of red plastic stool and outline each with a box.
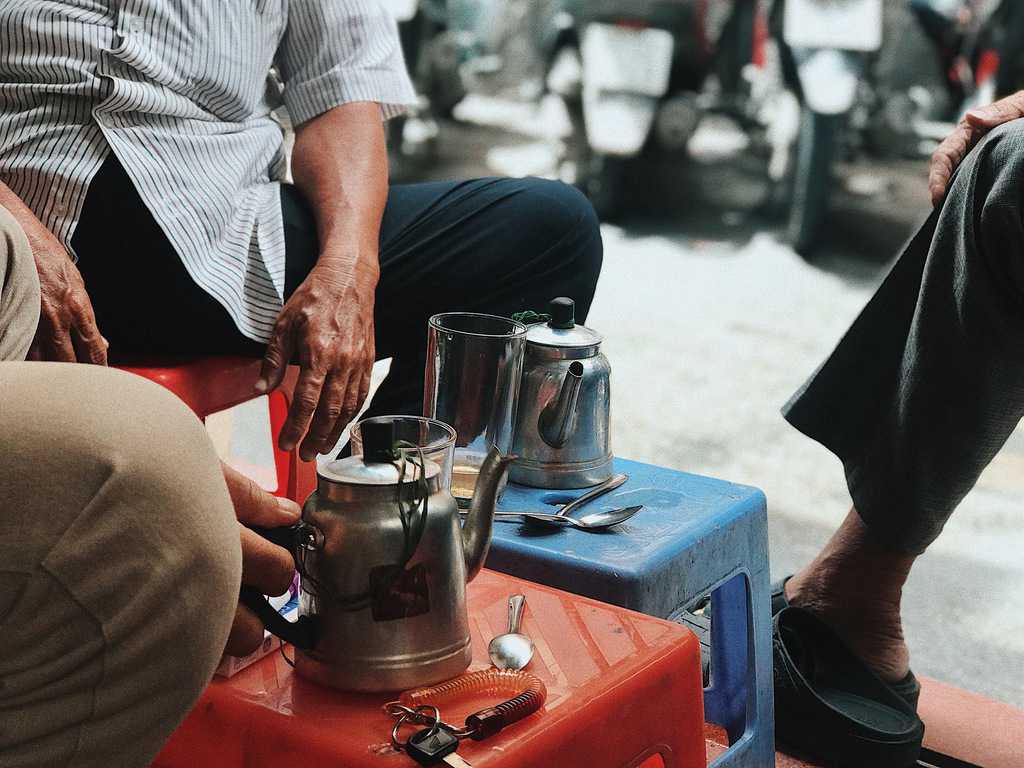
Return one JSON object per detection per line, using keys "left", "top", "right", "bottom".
{"left": 117, "top": 356, "right": 317, "bottom": 504}
{"left": 153, "top": 570, "right": 708, "bottom": 768}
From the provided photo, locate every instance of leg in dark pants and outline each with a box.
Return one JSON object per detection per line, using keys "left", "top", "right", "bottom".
{"left": 283, "top": 177, "right": 603, "bottom": 417}
{"left": 75, "top": 159, "right": 603, "bottom": 421}
{"left": 784, "top": 119, "right": 1024, "bottom": 555}
{"left": 780, "top": 119, "right": 1024, "bottom": 683}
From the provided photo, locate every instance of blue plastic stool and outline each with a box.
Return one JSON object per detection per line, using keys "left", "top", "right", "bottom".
{"left": 486, "top": 458, "right": 773, "bottom": 768}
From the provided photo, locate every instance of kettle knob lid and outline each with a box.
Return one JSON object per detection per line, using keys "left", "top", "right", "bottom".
{"left": 360, "top": 420, "right": 395, "bottom": 464}
{"left": 548, "top": 297, "right": 576, "bottom": 329}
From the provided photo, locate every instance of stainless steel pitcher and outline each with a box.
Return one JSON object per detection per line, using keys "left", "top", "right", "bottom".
{"left": 509, "top": 297, "right": 613, "bottom": 489}
{"left": 241, "top": 420, "right": 515, "bottom": 692}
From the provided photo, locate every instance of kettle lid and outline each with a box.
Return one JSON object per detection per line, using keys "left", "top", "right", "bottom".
{"left": 317, "top": 420, "right": 440, "bottom": 486}
{"left": 525, "top": 297, "right": 603, "bottom": 350}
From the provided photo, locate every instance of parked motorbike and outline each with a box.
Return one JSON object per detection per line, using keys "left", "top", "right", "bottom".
{"left": 384, "top": 0, "right": 547, "bottom": 172}
{"left": 381, "top": 0, "right": 451, "bottom": 171}
{"left": 543, "top": 0, "right": 758, "bottom": 218}
{"left": 838, "top": 0, "right": 1022, "bottom": 167}
{"left": 908, "top": 0, "right": 1024, "bottom": 114}
{"left": 412, "top": 0, "right": 542, "bottom": 118}
{"left": 771, "top": 0, "right": 883, "bottom": 256}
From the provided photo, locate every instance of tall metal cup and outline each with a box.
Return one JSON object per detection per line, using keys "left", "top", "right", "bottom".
{"left": 424, "top": 313, "right": 527, "bottom": 502}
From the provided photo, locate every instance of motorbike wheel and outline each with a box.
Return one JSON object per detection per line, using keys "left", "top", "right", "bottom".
{"left": 581, "top": 153, "right": 628, "bottom": 221}
{"left": 555, "top": 73, "right": 628, "bottom": 221}
{"left": 787, "top": 108, "right": 839, "bottom": 258}
{"left": 423, "top": 30, "right": 468, "bottom": 119}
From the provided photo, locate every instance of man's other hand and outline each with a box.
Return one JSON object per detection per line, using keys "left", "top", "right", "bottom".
{"left": 255, "top": 257, "right": 377, "bottom": 462}
{"left": 28, "top": 229, "right": 108, "bottom": 364}
{"left": 929, "top": 90, "right": 1024, "bottom": 207}
{"left": 222, "top": 462, "right": 301, "bottom": 657}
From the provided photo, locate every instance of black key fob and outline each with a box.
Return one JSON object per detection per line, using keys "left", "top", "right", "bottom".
{"left": 405, "top": 726, "right": 459, "bottom": 765}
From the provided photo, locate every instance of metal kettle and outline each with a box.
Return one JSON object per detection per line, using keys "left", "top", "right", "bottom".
{"left": 241, "top": 421, "right": 515, "bottom": 692}
{"left": 509, "top": 297, "right": 612, "bottom": 489}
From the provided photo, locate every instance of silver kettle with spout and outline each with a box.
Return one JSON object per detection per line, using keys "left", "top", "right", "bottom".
{"left": 241, "top": 420, "right": 515, "bottom": 692}
{"left": 509, "top": 297, "right": 612, "bottom": 489}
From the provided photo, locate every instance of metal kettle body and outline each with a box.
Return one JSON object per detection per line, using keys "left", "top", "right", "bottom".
{"left": 281, "top": 426, "right": 513, "bottom": 692}
{"left": 510, "top": 298, "right": 613, "bottom": 489}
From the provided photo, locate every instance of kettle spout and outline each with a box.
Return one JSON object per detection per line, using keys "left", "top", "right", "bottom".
{"left": 539, "top": 361, "right": 584, "bottom": 449}
{"left": 462, "top": 447, "right": 517, "bottom": 583}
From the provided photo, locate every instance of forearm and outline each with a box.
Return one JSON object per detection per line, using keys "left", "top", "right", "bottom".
{"left": 290, "top": 102, "right": 388, "bottom": 283}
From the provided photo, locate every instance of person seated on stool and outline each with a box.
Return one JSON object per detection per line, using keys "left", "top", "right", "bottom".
{"left": 779, "top": 90, "right": 1024, "bottom": 711}
{"left": 0, "top": 2, "right": 602, "bottom": 766}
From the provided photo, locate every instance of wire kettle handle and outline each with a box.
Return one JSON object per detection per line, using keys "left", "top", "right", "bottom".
{"left": 237, "top": 524, "right": 320, "bottom": 651}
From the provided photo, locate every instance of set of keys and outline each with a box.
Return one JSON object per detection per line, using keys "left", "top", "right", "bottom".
{"left": 389, "top": 704, "right": 473, "bottom": 767}
{"left": 404, "top": 724, "right": 472, "bottom": 767}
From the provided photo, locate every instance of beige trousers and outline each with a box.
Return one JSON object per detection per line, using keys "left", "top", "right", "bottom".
{"left": 0, "top": 205, "right": 39, "bottom": 361}
{"left": 0, "top": 210, "right": 242, "bottom": 767}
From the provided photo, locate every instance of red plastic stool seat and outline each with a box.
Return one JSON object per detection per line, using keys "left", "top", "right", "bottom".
{"left": 153, "top": 570, "right": 708, "bottom": 768}
{"left": 117, "top": 356, "right": 316, "bottom": 503}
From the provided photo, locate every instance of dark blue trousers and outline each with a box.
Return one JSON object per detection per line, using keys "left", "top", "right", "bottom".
{"left": 75, "top": 157, "right": 603, "bottom": 418}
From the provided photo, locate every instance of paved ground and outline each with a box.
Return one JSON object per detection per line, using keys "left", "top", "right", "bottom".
{"left": 217, "top": 96, "right": 1024, "bottom": 707}
{"left": 398, "top": 97, "right": 1024, "bottom": 707}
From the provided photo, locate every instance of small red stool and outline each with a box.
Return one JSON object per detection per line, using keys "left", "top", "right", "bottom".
{"left": 117, "top": 356, "right": 316, "bottom": 504}
{"left": 153, "top": 570, "right": 708, "bottom": 768}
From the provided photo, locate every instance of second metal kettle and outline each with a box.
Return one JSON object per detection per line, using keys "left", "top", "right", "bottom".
{"left": 509, "top": 297, "right": 612, "bottom": 489}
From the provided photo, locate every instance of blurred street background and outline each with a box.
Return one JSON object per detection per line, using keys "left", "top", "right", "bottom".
{"left": 224, "top": 0, "right": 1024, "bottom": 707}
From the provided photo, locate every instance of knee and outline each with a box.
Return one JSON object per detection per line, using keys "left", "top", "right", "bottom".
{"left": 51, "top": 365, "right": 241, "bottom": 618}
{"left": 951, "top": 119, "right": 1024, "bottom": 209}
{"left": 0, "top": 205, "right": 35, "bottom": 283}
{"left": 115, "top": 372, "right": 242, "bottom": 599}
{"left": 0, "top": 364, "right": 240, "bottom": 732}
{"left": 100, "top": 370, "right": 242, "bottom": 686}
{"left": 517, "top": 178, "right": 603, "bottom": 284}
{"left": 0, "top": 206, "right": 40, "bottom": 361}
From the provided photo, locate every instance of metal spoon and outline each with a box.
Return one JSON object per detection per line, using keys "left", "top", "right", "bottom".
{"left": 485, "top": 505, "right": 643, "bottom": 530}
{"left": 551, "top": 473, "right": 629, "bottom": 518}
{"left": 457, "top": 473, "right": 629, "bottom": 511}
{"left": 488, "top": 594, "right": 534, "bottom": 670}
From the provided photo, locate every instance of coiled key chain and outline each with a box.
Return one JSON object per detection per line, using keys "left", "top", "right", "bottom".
{"left": 386, "top": 669, "right": 548, "bottom": 766}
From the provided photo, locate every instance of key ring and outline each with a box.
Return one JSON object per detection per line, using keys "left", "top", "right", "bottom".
{"left": 387, "top": 704, "right": 441, "bottom": 751}
{"left": 386, "top": 701, "right": 475, "bottom": 743}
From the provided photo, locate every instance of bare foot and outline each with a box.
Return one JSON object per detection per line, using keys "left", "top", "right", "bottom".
{"left": 785, "top": 508, "right": 915, "bottom": 683}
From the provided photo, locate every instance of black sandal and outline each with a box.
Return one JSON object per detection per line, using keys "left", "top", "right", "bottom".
{"left": 774, "top": 606, "right": 925, "bottom": 768}
{"left": 772, "top": 576, "right": 921, "bottom": 710}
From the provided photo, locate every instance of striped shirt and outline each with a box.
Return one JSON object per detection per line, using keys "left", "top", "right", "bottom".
{"left": 0, "top": 1, "right": 416, "bottom": 342}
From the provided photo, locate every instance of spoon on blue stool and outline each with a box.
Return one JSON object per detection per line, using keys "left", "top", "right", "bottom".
{"left": 486, "top": 505, "right": 642, "bottom": 530}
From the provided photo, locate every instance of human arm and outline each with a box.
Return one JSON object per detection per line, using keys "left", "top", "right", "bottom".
{"left": 0, "top": 181, "right": 107, "bottom": 364}
{"left": 255, "top": 103, "right": 386, "bottom": 461}
{"left": 928, "top": 90, "right": 1024, "bottom": 206}
{"left": 256, "top": 0, "right": 416, "bottom": 460}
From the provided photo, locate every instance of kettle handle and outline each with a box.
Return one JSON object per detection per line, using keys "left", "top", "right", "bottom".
{"left": 238, "top": 587, "right": 318, "bottom": 651}
{"left": 238, "top": 524, "right": 320, "bottom": 651}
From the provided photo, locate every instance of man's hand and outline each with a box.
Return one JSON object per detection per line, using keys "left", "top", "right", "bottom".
{"left": 256, "top": 257, "right": 377, "bottom": 462}
{"left": 0, "top": 180, "right": 108, "bottom": 364}
{"left": 928, "top": 90, "right": 1024, "bottom": 206}
{"left": 221, "top": 462, "right": 302, "bottom": 657}
{"left": 28, "top": 232, "right": 108, "bottom": 364}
